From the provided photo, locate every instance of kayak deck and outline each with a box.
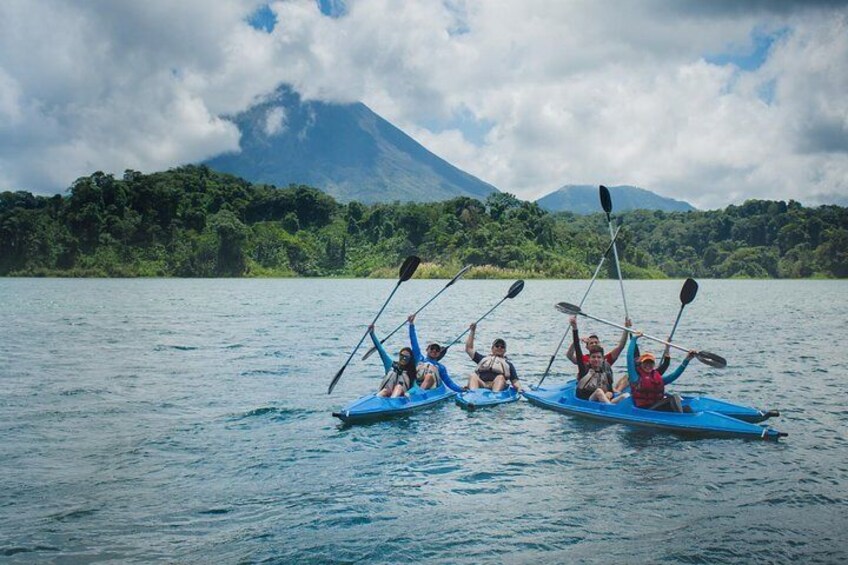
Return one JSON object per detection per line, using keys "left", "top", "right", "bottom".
{"left": 456, "top": 387, "right": 520, "bottom": 410}
{"left": 333, "top": 384, "right": 456, "bottom": 424}
{"left": 524, "top": 383, "right": 785, "bottom": 440}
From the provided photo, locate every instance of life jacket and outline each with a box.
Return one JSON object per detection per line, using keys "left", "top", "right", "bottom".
{"left": 576, "top": 362, "right": 613, "bottom": 399}
{"left": 416, "top": 360, "right": 442, "bottom": 386}
{"left": 475, "top": 355, "right": 511, "bottom": 379}
{"left": 631, "top": 368, "right": 664, "bottom": 408}
{"left": 378, "top": 362, "right": 411, "bottom": 392}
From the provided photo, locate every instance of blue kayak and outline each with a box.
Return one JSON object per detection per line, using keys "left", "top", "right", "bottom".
{"left": 456, "top": 387, "right": 520, "bottom": 410}
{"left": 683, "top": 394, "right": 779, "bottom": 423}
{"left": 617, "top": 383, "right": 779, "bottom": 423}
{"left": 523, "top": 383, "right": 785, "bottom": 440}
{"left": 333, "top": 383, "right": 456, "bottom": 424}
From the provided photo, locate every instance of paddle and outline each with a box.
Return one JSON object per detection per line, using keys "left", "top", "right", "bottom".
{"left": 668, "top": 278, "right": 698, "bottom": 344}
{"left": 555, "top": 302, "right": 727, "bottom": 369}
{"left": 600, "top": 185, "right": 629, "bottom": 318}
{"left": 535, "top": 226, "right": 622, "bottom": 388}
{"left": 361, "top": 264, "right": 472, "bottom": 361}
{"left": 437, "top": 280, "right": 525, "bottom": 360}
{"left": 327, "top": 255, "right": 421, "bottom": 394}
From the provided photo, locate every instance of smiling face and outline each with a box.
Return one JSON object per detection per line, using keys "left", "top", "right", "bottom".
{"left": 586, "top": 335, "right": 600, "bottom": 349}
{"left": 426, "top": 344, "right": 441, "bottom": 358}
{"left": 398, "top": 348, "right": 413, "bottom": 367}
{"left": 491, "top": 339, "right": 506, "bottom": 357}
{"left": 589, "top": 350, "right": 604, "bottom": 370}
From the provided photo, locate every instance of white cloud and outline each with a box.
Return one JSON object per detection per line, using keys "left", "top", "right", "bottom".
{"left": 0, "top": 0, "right": 845, "bottom": 208}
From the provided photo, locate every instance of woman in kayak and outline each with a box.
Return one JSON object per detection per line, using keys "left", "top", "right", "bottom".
{"left": 407, "top": 314, "right": 463, "bottom": 392}
{"left": 612, "top": 340, "right": 671, "bottom": 394}
{"left": 569, "top": 316, "right": 621, "bottom": 403}
{"left": 627, "top": 332, "right": 696, "bottom": 412}
{"left": 368, "top": 324, "right": 417, "bottom": 398}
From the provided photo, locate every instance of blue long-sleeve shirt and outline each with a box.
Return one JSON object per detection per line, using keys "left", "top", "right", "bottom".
{"left": 369, "top": 329, "right": 393, "bottom": 374}
{"left": 627, "top": 335, "right": 690, "bottom": 387}
{"left": 409, "top": 323, "right": 463, "bottom": 392}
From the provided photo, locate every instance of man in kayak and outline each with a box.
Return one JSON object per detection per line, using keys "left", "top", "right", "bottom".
{"left": 408, "top": 314, "right": 463, "bottom": 392}
{"left": 569, "top": 316, "right": 622, "bottom": 403}
{"left": 367, "top": 325, "right": 418, "bottom": 398}
{"left": 464, "top": 322, "right": 522, "bottom": 393}
{"left": 565, "top": 317, "right": 631, "bottom": 367}
{"left": 627, "top": 332, "right": 696, "bottom": 412}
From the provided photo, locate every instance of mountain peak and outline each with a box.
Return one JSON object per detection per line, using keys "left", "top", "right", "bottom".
{"left": 203, "top": 85, "right": 498, "bottom": 203}
{"left": 536, "top": 184, "right": 695, "bottom": 214}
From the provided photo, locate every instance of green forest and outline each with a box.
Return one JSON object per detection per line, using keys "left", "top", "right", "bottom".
{"left": 1, "top": 166, "right": 846, "bottom": 278}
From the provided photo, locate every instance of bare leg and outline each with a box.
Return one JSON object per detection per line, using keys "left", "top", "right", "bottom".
{"left": 420, "top": 374, "right": 436, "bottom": 390}
{"left": 492, "top": 375, "right": 507, "bottom": 392}
{"left": 467, "top": 373, "right": 482, "bottom": 390}
{"left": 377, "top": 387, "right": 390, "bottom": 397}
{"left": 390, "top": 384, "right": 406, "bottom": 398}
{"left": 589, "top": 389, "right": 611, "bottom": 403}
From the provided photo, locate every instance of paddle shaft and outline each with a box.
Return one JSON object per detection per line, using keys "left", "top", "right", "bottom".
{"left": 537, "top": 227, "right": 621, "bottom": 387}
{"left": 607, "top": 218, "right": 629, "bottom": 318}
{"left": 367, "top": 282, "right": 454, "bottom": 354}
{"left": 444, "top": 297, "right": 507, "bottom": 350}
{"left": 327, "top": 280, "right": 403, "bottom": 394}
{"left": 577, "top": 309, "right": 692, "bottom": 355}
{"left": 667, "top": 306, "right": 685, "bottom": 344}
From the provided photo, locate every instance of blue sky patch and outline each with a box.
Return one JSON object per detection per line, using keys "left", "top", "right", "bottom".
{"left": 706, "top": 27, "right": 788, "bottom": 71}
{"left": 247, "top": 4, "right": 276, "bottom": 33}
{"left": 422, "top": 106, "right": 494, "bottom": 147}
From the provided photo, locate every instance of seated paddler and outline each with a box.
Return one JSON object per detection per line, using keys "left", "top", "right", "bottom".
{"left": 368, "top": 324, "right": 417, "bottom": 398}
{"left": 627, "top": 331, "right": 696, "bottom": 412}
{"left": 464, "top": 322, "right": 522, "bottom": 393}
{"left": 569, "top": 315, "right": 622, "bottom": 404}
{"left": 407, "top": 314, "right": 462, "bottom": 392}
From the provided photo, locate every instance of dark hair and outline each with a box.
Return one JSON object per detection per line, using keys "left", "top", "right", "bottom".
{"left": 588, "top": 345, "right": 604, "bottom": 356}
{"left": 588, "top": 334, "right": 600, "bottom": 340}
{"left": 398, "top": 347, "right": 417, "bottom": 382}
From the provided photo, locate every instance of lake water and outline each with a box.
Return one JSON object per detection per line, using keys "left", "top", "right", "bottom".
{"left": 1, "top": 278, "right": 846, "bottom": 563}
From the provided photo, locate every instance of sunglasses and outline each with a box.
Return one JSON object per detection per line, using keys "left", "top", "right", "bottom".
{"left": 399, "top": 353, "right": 411, "bottom": 360}
{"left": 493, "top": 344, "right": 506, "bottom": 349}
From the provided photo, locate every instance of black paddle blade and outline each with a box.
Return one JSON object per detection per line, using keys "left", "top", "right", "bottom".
{"left": 447, "top": 264, "right": 473, "bottom": 287}
{"left": 507, "top": 280, "right": 525, "bottom": 299}
{"left": 399, "top": 255, "right": 421, "bottom": 281}
{"left": 327, "top": 365, "right": 346, "bottom": 394}
{"left": 680, "top": 278, "right": 699, "bottom": 305}
{"left": 555, "top": 302, "right": 582, "bottom": 315}
{"left": 599, "top": 185, "right": 612, "bottom": 214}
{"left": 361, "top": 345, "right": 377, "bottom": 361}
{"left": 697, "top": 351, "right": 727, "bottom": 369}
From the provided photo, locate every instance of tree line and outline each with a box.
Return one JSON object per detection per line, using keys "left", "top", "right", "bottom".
{"left": 1, "top": 165, "right": 845, "bottom": 278}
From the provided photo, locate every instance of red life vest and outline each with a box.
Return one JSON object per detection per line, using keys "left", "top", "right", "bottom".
{"left": 631, "top": 368, "right": 664, "bottom": 408}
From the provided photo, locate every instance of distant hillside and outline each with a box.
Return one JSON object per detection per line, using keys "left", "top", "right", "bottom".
{"left": 203, "top": 86, "right": 498, "bottom": 204}
{"left": 537, "top": 184, "right": 695, "bottom": 214}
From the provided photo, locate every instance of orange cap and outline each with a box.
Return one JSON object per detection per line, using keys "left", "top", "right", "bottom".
{"left": 638, "top": 352, "right": 656, "bottom": 363}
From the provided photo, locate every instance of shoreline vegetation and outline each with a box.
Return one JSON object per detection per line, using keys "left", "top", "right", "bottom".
{"left": 2, "top": 166, "right": 846, "bottom": 279}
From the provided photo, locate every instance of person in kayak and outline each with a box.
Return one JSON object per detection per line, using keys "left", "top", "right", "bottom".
{"left": 569, "top": 316, "right": 626, "bottom": 403}
{"left": 368, "top": 324, "right": 417, "bottom": 398}
{"left": 627, "top": 332, "right": 696, "bottom": 412}
{"left": 612, "top": 339, "right": 671, "bottom": 394}
{"left": 565, "top": 317, "right": 631, "bottom": 367}
{"left": 407, "top": 314, "right": 463, "bottom": 392}
{"left": 464, "top": 322, "right": 522, "bottom": 392}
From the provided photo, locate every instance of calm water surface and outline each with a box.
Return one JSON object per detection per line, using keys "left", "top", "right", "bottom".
{"left": 1, "top": 279, "right": 846, "bottom": 563}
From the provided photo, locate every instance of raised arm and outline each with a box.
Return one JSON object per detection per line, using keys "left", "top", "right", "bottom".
{"left": 571, "top": 316, "right": 588, "bottom": 377}
{"left": 607, "top": 317, "right": 632, "bottom": 364}
{"left": 627, "top": 334, "right": 640, "bottom": 386}
{"left": 465, "top": 322, "right": 477, "bottom": 360}
{"left": 369, "top": 326, "right": 393, "bottom": 373}
{"left": 408, "top": 314, "right": 423, "bottom": 362}
{"left": 662, "top": 351, "right": 695, "bottom": 386}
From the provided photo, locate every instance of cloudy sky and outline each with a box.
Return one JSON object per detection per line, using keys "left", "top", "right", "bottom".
{"left": 1, "top": 0, "right": 846, "bottom": 208}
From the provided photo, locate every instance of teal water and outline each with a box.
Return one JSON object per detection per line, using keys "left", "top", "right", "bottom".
{"left": 1, "top": 279, "right": 846, "bottom": 563}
